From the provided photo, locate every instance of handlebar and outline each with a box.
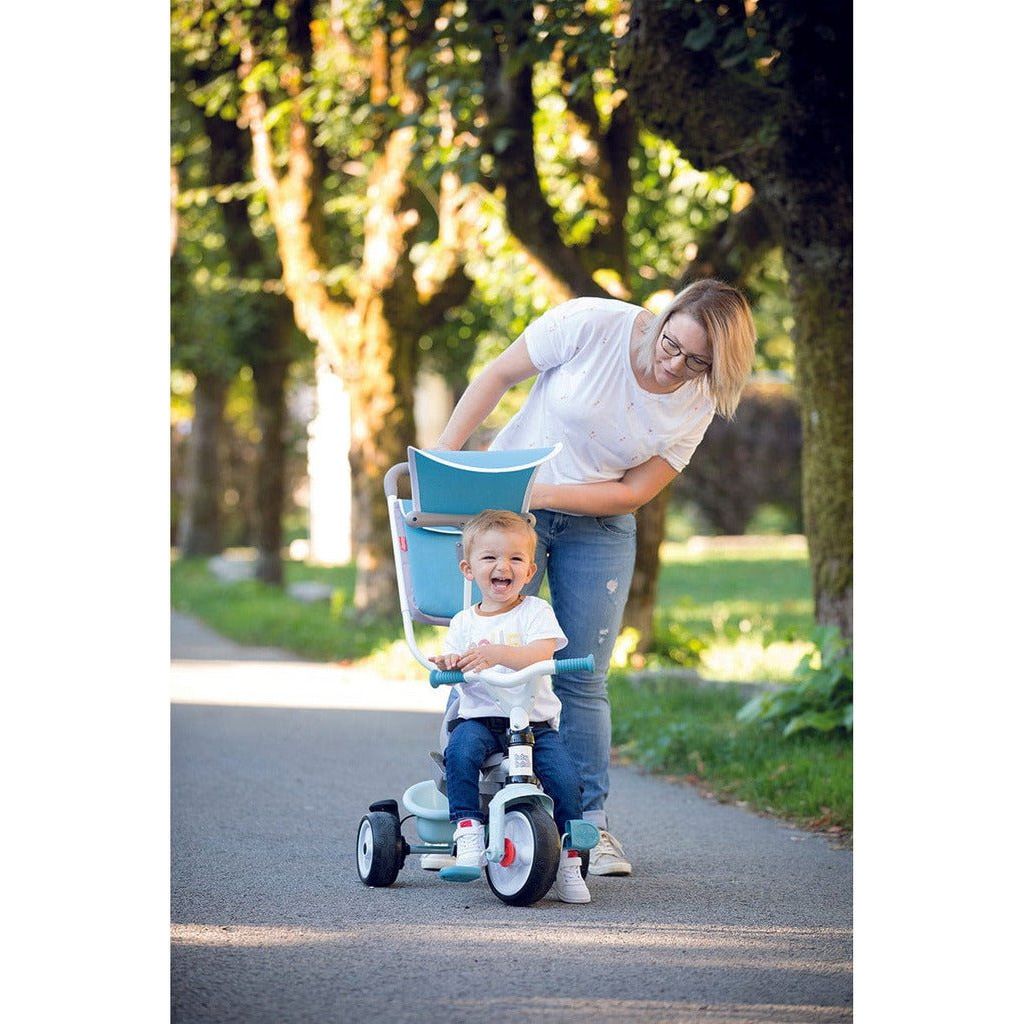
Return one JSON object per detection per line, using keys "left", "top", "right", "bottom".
{"left": 429, "top": 655, "right": 595, "bottom": 689}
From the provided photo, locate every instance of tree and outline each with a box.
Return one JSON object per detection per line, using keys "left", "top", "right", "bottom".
{"left": 174, "top": 0, "right": 475, "bottom": 615}
{"left": 171, "top": 76, "right": 241, "bottom": 558}
{"left": 620, "top": 0, "right": 853, "bottom": 638}
{"left": 427, "top": 2, "right": 762, "bottom": 651}
{"left": 172, "top": 49, "right": 305, "bottom": 582}
{"left": 202, "top": 109, "right": 302, "bottom": 584}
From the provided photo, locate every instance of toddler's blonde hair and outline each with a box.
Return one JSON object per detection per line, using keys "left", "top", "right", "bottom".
{"left": 461, "top": 509, "right": 537, "bottom": 561}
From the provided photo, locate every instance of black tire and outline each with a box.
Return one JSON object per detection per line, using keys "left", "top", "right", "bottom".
{"left": 485, "top": 805, "right": 560, "bottom": 907}
{"left": 356, "top": 811, "right": 402, "bottom": 887}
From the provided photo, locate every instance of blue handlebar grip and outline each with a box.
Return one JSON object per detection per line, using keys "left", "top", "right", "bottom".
{"left": 553, "top": 655, "right": 595, "bottom": 675}
{"left": 429, "top": 669, "right": 465, "bottom": 688}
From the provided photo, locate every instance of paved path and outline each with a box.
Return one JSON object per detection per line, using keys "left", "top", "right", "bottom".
{"left": 171, "top": 611, "right": 852, "bottom": 1023}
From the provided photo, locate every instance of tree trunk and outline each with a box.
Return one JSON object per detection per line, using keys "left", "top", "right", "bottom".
{"left": 620, "top": 0, "right": 853, "bottom": 640}
{"left": 237, "top": 12, "right": 471, "bottom": 618}
{"left": 251, "top": 348, "right": 289, "bottom": 585}
{"left": 202, "top": 103, "right": 297, "bottom": 586}
{"left": 179, "top": 371, "right": 227, "bottom": 557}
{"left": 348, "top": 292, "right": 417, "bottom": 616}
{"left": 621, "top": 488, "right": 670, "bottom": 653}
{"left": 414, "top": 369, "right": 454, "bottom": 448}
{"left": 787, "top": 249, "right": 852, "bottom": 637}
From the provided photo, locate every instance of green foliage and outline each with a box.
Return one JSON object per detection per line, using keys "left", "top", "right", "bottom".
{"left": 737, "top": 626, "right": 853, "bottom": 737}
{"left": 608, "top": 671, "right": 851, "bottom": 831}
{"left": 676, "top": 378, "right": 802, "bottom": 535}
{"left": 676, "top": 0, "right": 778, "bottom": 79}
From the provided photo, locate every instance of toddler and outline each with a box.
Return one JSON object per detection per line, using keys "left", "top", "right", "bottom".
{"left": 429, "top": 508, "right": 590, "bottom": 903}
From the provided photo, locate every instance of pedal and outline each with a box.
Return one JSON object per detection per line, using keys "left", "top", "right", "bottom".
{"left": 564, "top": 819, "right": 600, "bottom": 851}
{"left": 439, "top": 865, "right": 482, "bottom": 882}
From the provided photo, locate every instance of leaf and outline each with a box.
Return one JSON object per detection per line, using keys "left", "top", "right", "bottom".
{"left": 683, "top": 18, "right": 716, "bottom": 52}
{"left": 736, "top": 692, "right": 771, "bottom": 723}
{"left": 492, "top": 129, "right": 516, "bottom": 154}
{"left": 783, "top": 710, "right": 844, "bottom": 737}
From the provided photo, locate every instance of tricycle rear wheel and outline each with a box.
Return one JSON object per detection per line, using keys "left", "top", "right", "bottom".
{"left": 356, "top": 811, "right": 403, "bottom": 887}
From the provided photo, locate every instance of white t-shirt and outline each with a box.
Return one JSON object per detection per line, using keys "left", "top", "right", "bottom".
{"left": 491, "top": 297, "right": 715, "bottom": 487}
{"left": 444, "top": 595, "right": 568, "bottom": 725}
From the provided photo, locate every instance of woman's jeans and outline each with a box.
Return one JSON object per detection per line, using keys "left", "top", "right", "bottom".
{"left": 524, "top": 510, "right": 637, "bottom": 830}
{"left": 445, "top": 717, "right": 583, "bottom": 833}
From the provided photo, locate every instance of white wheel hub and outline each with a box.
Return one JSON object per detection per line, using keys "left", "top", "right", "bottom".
{"left": 357, "top": 818, "right": 375, "bottom": 878}
{"left": 486, "top": 810, "right": 536, "bottom": 896}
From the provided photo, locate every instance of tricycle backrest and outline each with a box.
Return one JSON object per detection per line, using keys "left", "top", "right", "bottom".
{"left": 387, "top": 445, "right": 559, "bottom": 626}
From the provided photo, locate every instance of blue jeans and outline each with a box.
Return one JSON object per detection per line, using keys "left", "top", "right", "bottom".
{"left": 524, "top": 510, "right": 637, "bottom": 830}
{"left": 445, "top": 717, "right": 583, "bottom": 833}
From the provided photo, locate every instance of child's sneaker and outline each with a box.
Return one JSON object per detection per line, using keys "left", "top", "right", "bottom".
{"left": 439, "top": 819, "right": 486, "bottom": 882}
{"left": 553, "top": 848, "right": 591, "bottom": 903}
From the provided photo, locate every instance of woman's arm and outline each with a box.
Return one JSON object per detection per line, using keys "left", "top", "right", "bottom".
{"left": 529, "top": 455, "right": 679, "bottom": 517}
{"left": 434, "top": 335, "right": 540, "bottom": 451}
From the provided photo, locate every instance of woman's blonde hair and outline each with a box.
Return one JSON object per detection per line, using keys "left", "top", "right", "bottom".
{"left": 638, "top": 279, "right": 757, "bottom": 420}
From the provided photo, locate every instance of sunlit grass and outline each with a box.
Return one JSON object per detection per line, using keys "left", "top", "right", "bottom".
{"left": 633, "top": 538, "right": 816, "bottom": 682}
{"left": 699, "top": 637, "right": 815, "bottom": 683}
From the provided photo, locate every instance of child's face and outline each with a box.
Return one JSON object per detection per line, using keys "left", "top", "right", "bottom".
{"left": 460, "top": 527, "right": 537, "bottom": 608}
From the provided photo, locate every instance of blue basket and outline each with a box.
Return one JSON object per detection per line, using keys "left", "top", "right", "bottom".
{"left": 402, "top": 779, "right": 455, "bottom": 844}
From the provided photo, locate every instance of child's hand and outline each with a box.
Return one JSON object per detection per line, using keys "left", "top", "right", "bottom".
{"left": 428, "top": 653, "right": 462, "bottom": 671}
{"left": 456, "top": 645, "right": 510, "bottom": 673}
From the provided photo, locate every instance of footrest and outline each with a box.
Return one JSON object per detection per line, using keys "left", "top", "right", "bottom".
{"left": 564, "top": 819, "right": 600, "bottom": 851}
{"left": 439, "top": 865, "right": 481, "bottom": 882}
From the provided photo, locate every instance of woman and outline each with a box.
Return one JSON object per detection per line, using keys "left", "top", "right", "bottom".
{"left": 434, "top": 279, "right": 756, "bottom": 875}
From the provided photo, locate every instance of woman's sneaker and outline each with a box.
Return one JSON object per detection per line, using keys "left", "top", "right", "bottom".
{"left": 589, "top": 829, "right": 632, "bottom": 876}
{"left": 420, "top": 853, "right": 456, "bottom": 870}
{"left": 553, "top": 848, "right": 591, "bottom": 903}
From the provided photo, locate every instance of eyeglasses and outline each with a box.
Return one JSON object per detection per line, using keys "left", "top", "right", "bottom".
{"left": 660, "top": 332, "right": 712, "bottom": 374}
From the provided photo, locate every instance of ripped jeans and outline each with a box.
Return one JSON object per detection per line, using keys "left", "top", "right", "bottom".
{"left": 523, "top": 509, "right": 637, "bottom": 830}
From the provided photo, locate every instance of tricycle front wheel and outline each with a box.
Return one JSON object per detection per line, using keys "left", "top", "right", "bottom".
{"left": 485, "top": 805, "right": 560, "bottom": 906}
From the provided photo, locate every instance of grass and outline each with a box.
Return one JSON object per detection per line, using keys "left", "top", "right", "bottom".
{"left": 171, "top": 556, "right": 446, "bottom": 676}
{"left": 609, "top": 670, "right": 851, "bottom": 833}
{"left": 627, "top": 538, "right": 816, "bottom": 684}
{"left": 171, "top": 537, "right": 850, "bottom": 837}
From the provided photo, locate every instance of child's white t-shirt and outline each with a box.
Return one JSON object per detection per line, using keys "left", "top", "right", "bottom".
{"left": 444, "top": 595, "right": 568, "bottom": 725}
{"left": 490, "top": 297, "right": 715, "bottom": 489}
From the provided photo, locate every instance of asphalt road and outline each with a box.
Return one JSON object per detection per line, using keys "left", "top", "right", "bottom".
{"left": 171, "top": 611, "right": 852, "bottom": 1024}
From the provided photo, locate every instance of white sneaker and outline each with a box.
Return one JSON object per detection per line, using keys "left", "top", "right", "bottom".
{"left": 589, "top": 829, "right": 632, "bottom": 876}
{"left": 554, "top": 848, "right": 591, "bottom": 903}
{"left": 420, "top": 853, "right": 456, "bottom": 870}
{"left": 453, "top": 818, "right": 486, "bottom": 869}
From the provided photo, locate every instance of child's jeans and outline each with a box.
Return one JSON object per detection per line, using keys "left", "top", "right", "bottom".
{"left": 445, "top": 717, "right": 583, "bottom": 833}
